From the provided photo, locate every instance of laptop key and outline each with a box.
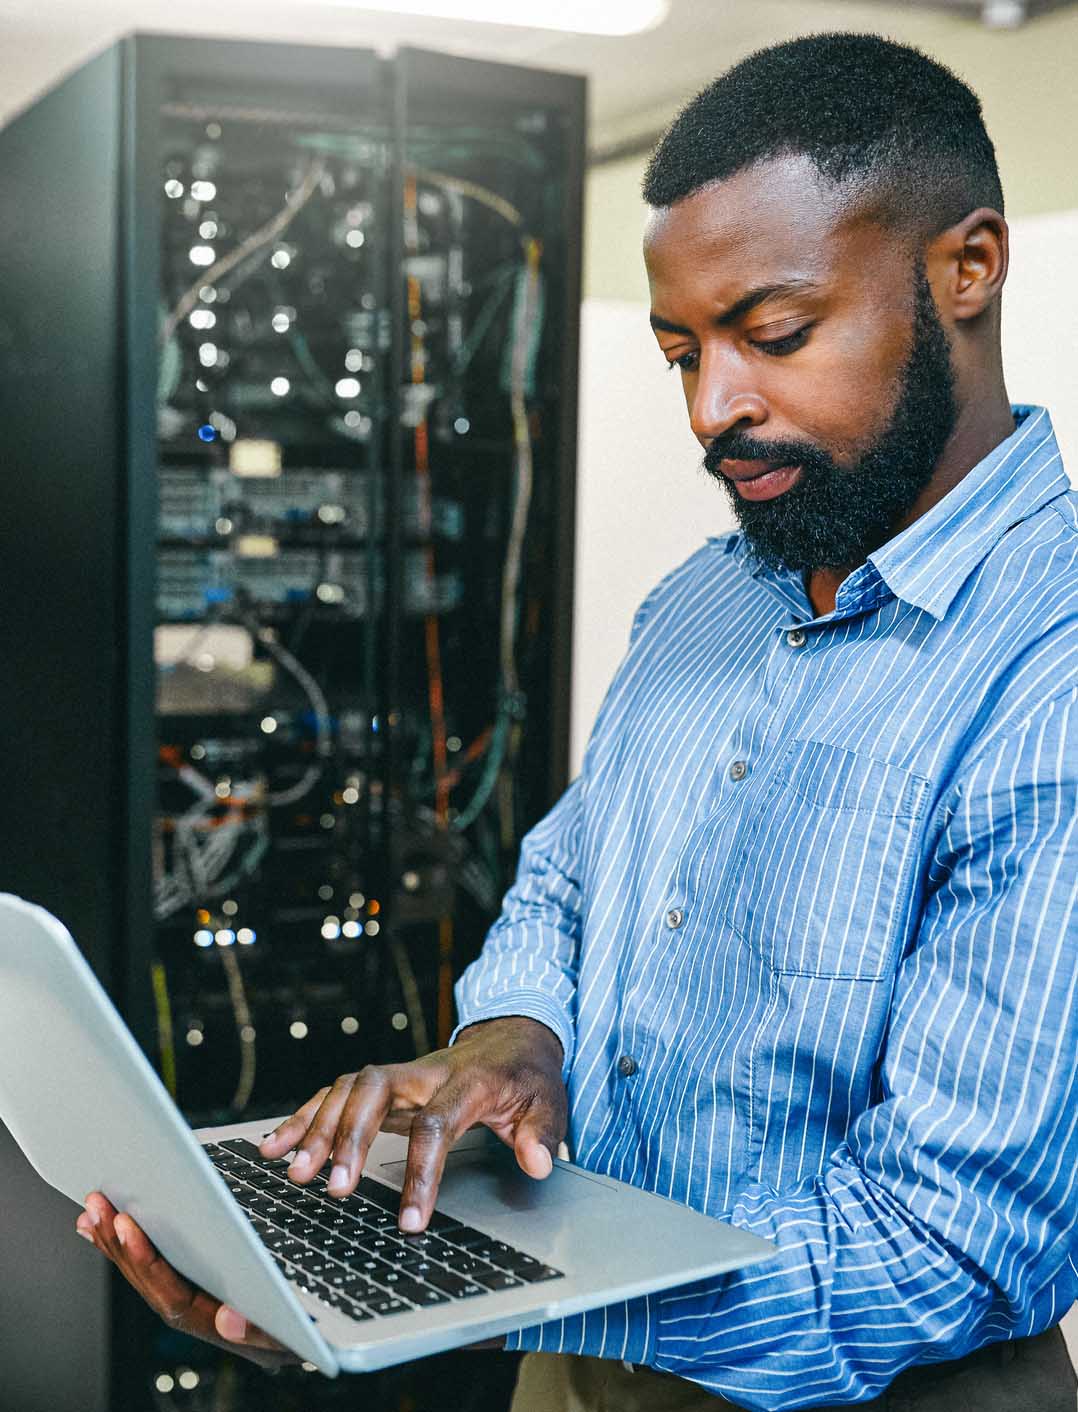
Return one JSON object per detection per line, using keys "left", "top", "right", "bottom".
{"left": 471, "top": 1269, "right": 525, "bottom": 1291}
{"left": 397, "top": 1231, "right": 455, "bottom": 1259}
{"left": 314, "top": 1213, "right": 354, "bottom": 1234}
{"left": 263, "top": 1236, "right": 305, "bottom": 1260}
{"left": 242, "top": 1192, "right": 279, "bottom": 1211}
{"left": 307, "top": 1229, "right": 348, "bottom": 1250}
{"left": 364, "top": 1233, "right": 404, "bottom": 1254}
{"left": 390, "top": 1279, "right": 451, "bottom": 1306}
{"left": 340, "top": 1305, "right": 375, "bottom": 1321}
{"left": 425, "top": 1211, "right": 466, "bottom": 1235}
{"left": 440, "top": 1254, "right": 500, "bottom": 1279}
{"left": 365, "top": 1295, "right": 409, "bottom": 1316}
{"left": 464, "top": 1240, "right": 521, "bottom": 1266}
{"left": 421, "top": 1269, "right": 486, "bottom": 1298}
{"left": 382, "top": 1247, "right": 428, "bottom": 1272}
{"left": 355, "top": 1178, "right": 400, "bottom": 1210}
{"left": 279, "top": 1213, "right": 314, "bottom": 1235}
{"left": 219, "top": 1138, "right": 286, "bottom": 1167}
{"left": 450, "top": 1226, "right": 498, "bottom": 1249}
{"left": 324, "top": 1269, "right": 379, "bottom": 1295}
{"left": 514, "top": 1264, "right": 564, "bottom": 1283}
{"left": 362, "top": 1209, "right": 401, "bottom": 1232}
{"left": 319, "top": 1288, "right": 364, "bottom": 1315}
{"left": 288, "top": 1259, "right": 339, "bottom": 1282}
{"left": 242, "top": 1171, "right": 280, "bottom": 1190}
{"left": 496, "top": 1251, "right": 548, "bottom": 1274}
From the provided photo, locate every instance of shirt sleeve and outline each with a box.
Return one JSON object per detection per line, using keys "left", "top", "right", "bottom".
{"left": 503, "top": 684, "right": 1078, "bottom": 1411}
{"left": 451, "top": 774, "right": 585, "bottom": 1080}
{"left": 451, "top": 563, "right": 681, "bottom": 1077}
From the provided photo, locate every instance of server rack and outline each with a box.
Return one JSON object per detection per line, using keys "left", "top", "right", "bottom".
{"left": 0, "top": 33, "right": 583, "bottom": 1411}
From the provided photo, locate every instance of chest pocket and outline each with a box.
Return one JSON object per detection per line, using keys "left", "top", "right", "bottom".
{"left": 729, "top": 739, "right": 930, "bottom": 981}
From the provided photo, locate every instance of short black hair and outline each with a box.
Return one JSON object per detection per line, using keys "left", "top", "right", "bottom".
{"left": 642, "top": 33, "right": 1003, "bottom": 238}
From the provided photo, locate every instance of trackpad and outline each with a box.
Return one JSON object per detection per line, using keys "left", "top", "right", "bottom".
{"left": 379, "top": 1144, "right": 610, "bottom": 1214}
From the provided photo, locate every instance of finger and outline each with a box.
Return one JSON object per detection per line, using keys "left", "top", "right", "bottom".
{"left": 83, "top": 1192, "right": 123, "bottom": 1260}
{"left": 287, "top": 1073, "right": 365, "bottom": 1182}
{"left": 213, "top": 1303, "right": 291, "bottom": 1355}
{"left": 259, "top": 1087, "right": 332, "bottom": 1158}
{"left": 325, "top": 1070, "right": 401, "bottom": 1197}
{"left": 115, "top": 1216, "right": 203, "bottom": 1324}
{"left": 398, "top": 1080, "right": 486, "bottom": 1232}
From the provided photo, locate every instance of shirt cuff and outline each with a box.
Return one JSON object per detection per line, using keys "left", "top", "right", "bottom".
{"left": 450, "top": 989, "right": 575, "bottom": 1083}
{"left": 502, "top": 1295, "right": 657, "bottom": 1365}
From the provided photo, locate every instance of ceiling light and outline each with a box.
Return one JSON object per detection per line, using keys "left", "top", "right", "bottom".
{"left": 322, "top": 0, "right": 669, "bottom": 35}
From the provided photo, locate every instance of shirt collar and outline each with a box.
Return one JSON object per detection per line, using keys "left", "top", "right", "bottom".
{"left": 710, "top": 405, "right": 1069, "bottom": 624}
{"left": 868, "top": 405, "right": 1069, "bottom": 619}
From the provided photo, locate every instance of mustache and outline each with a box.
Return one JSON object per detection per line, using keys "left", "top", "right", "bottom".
{"left": 703, "top": 433, "right": 829, "bottom": 478}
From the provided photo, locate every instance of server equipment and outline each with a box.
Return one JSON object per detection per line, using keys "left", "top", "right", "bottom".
{"left": 0, "top": 32, "right": 583, "bottom": 1412}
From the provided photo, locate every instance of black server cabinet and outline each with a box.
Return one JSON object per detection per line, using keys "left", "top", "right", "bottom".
{"left": 0, "top": 33, "right": 583, "bottom": 1412}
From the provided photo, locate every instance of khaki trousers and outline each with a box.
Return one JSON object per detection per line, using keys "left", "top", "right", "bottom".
{"left": 510, "top": 1326, "right": 1077, "bottom": 1412}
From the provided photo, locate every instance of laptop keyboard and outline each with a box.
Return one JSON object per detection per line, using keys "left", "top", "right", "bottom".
{"left": 204, "top": 1138, "right": 563, "bottom": 1324}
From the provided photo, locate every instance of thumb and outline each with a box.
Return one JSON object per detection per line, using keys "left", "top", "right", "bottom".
{"left": 215, "top": 1305, "right": 248, "bottom": 1342}
{"left": 513, "top": 1109, "right": 558, "bottom": 1179}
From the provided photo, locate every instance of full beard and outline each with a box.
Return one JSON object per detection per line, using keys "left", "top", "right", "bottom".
{"left": 703, "top": 266, "right": 958, "bottom": 573}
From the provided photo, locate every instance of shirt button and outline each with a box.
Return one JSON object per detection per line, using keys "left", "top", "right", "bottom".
{"left": 665, "top": 907, "right": 684, "bottom": 929}
{"left": 617, "top": 1055, "right": 638, "bottom": 1077}
{"left": 728, "top": 759, "right": 748, "bottom": 782}
{"left": 786, "top": 628, "right": 807, "bottom": 648}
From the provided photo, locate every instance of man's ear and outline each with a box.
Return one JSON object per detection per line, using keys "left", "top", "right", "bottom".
{"left": 927, "top": 207, "right": 1009, "bottom": 324}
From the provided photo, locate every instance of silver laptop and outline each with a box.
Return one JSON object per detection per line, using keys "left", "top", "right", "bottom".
{"left": 0, "top": 894, "right": 774, "bottom": 1376}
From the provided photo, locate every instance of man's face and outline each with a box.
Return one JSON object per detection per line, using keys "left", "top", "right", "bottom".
{"left": 644, "top": 156, "right": 958, "bottom": 573}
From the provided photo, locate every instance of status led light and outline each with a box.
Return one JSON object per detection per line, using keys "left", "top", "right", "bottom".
{"left": 317, "top": 0, "right": 668, "bottom": 34}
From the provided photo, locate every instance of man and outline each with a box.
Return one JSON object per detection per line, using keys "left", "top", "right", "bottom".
{"left": 81, "top": 33, "right": 1078, "bottom": 1411}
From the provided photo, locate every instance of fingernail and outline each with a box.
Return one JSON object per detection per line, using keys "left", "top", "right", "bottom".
{"left": 535, "top": 1147, "right": 553, "bottom": 1177}
{"left": 218, "top": 1307, "right": 247, "bottom": 1341}
{"left": 289, "top": 1151, "right": 311, "bottom": 1174}
{"left": 328, "top": 1164, "right": 349, "bottom": 1192}
{"left": 76, "top": 1224, "right": 94, "bottom": 1242}
{"left": 82, "top": 1207, "right": 99, "bottom": 1228}
{"left": 115, "top": 1223, "right": 127, "bottom": 1248}
{"left": 399, "top": 1206, "right": 422, "bottom": 1232}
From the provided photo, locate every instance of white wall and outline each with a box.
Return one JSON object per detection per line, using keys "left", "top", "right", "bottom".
{"left": 571, "top": 207, "right": 1078, "bottom": 772}
{"left": 1002, "top": 209, "right": 1078, "bottom": 468}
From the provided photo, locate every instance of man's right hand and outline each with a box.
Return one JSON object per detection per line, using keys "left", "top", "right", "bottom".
{"left": 259, "top": 1015, "right": 567, "bottom": 1232}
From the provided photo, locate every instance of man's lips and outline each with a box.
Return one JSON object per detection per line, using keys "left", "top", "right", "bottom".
{"left": 720, "top": 458, "right": 791, "bottom": 482}
{"left": 718, "top": 458, "right": 803, "bottom": 502}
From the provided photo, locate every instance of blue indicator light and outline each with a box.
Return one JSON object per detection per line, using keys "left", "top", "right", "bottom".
{"left": 197, "top": 424, "right": 217, "bottom": 442}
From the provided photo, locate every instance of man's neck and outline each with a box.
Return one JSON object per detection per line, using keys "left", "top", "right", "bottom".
{"left": 805, "top": 393, "right": 1016, "bottom": 619}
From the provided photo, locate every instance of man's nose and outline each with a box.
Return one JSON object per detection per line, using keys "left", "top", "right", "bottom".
{"left": 689, "top": 360, "right": 767, "bottom": 444}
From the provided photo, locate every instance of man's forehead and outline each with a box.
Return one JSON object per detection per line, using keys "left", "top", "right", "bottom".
{"left": 643, "top": 156, "right": 892, "bottom": 313}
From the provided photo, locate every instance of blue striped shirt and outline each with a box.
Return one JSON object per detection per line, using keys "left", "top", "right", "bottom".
{"left": 454, "top": 404, "right": 1078, "bottom": 1408}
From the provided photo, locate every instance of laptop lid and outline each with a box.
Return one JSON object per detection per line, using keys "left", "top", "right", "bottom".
{"left": 0, "top": 895, "right": 338, "bottom": 1373}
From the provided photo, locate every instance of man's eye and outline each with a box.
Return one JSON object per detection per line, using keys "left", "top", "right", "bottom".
{"left": 665, "top": 351, "right": 698, "bottom": 372}
{"left": 753, "top": 325, "right": 812, "bottom": 357}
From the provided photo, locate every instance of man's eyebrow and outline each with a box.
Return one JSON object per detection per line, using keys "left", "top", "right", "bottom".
{"left": 649, "top": 280, "right": 822, "bottom": 336}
